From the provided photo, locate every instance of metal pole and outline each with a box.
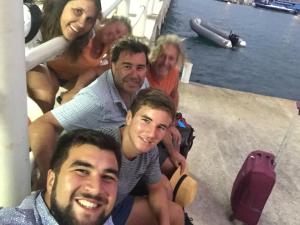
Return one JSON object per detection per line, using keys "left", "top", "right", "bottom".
{"left": 0, "top": 1, "right": 30, "bottom": 207}
{"left": 140, "top": 0, "right": 150, "bottom": 37}
{"left": 181, "top": 62, "right": 193, "bottom": 84}
{"left": 125, "top": 0, "right": 130, "bottom": 17}
{"left": 150, "top": 0, "right": 155, "bottom": 15}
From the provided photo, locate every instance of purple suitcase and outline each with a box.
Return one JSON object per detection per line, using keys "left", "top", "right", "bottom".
{"left": 230, "top": 150, "right": 276, "bottom": 225}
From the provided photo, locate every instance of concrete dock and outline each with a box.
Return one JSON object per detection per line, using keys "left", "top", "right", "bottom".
{"left": 179, "top": 82, "right": 300, "bottom": 225}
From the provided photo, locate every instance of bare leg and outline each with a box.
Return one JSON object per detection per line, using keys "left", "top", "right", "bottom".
{"left": 160, "top": 174, "right": 173, "bottom": 201}
{"left": 27, "top": 65, "right": 59, "bottom": 113}
{"left": 126, "top": 196, "right": 184, "bottom": 225}
{"left": 29, "top": 113, "right": 62, "bottom": 190}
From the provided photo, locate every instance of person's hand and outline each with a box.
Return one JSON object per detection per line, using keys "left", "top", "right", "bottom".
{"left": 169, "top": 150, "right": 187, "bottom": 175}
{"left": 94, "top": 46, "right": 111, "bottom": 74}
{"left": 99, "top": 52, "right": 111, "bottom": 67}
{"left": 94, "top": 58, "right": 111, "bottom": 74}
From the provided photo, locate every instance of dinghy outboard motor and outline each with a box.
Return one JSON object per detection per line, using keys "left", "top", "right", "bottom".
{"left": 23, "top": 0, "right": 42, "bottom": 43}
{"left": 229, "top": 33, "right": 240, "bottom": 47}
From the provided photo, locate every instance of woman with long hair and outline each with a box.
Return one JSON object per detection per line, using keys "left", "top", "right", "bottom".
{"left": 48, "top": 15, "right": 132, "bottom": 104}
{"left": 27, "top": 0, "right": 102, "bottom": 113}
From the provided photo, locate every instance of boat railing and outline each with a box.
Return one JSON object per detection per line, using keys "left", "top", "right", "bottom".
{"left": 102, "top": 0, "right": 124, "bottom": 17}
{"left": 132, "top": 5, "right": 148, "bottom": 37}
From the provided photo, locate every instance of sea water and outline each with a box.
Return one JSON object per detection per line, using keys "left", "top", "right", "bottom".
{"left": 161, "top": 0, "right": 300, "bottom": 100}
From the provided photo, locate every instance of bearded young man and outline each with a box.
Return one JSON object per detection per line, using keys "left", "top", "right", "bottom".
{"left": 0, "top": 129, "right": 121, "bottom": 225}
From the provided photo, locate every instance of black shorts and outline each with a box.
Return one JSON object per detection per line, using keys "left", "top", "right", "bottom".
{"left": 112, "top": 195, "right": 135, "bottom": 225}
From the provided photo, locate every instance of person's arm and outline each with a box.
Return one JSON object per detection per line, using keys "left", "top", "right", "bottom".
{"left": 29, "top": 112, "right": 63, "bottom": 188}
{"left": 59, "top": 37, "right": 111, "bottom": 103}
{"left": 60, "top": 65, "right": 110, "bottom": 104}
{"left": 170, "top": 79, "right": 179, "bottom": 110}
{"left": 147, "top": 177, "right": 171, "bottom": 225}
{"left": 162, "top": 129, "right": 186, "bottom": 174}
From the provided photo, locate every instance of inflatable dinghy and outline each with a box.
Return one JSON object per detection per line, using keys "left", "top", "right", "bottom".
{"left": 190, "top": 17, "right": 246, "bottom": 48}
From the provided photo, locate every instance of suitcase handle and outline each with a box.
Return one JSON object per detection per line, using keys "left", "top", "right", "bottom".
{"left": 251, "top": 151, "right": 275, "bottom": 168}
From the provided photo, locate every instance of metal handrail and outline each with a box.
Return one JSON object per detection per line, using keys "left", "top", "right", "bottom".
{"left": 102, "top": 0, "right": 123, "bottom": 17}
{"left": 132, "top": 5, "right": 147, "bottom": 27}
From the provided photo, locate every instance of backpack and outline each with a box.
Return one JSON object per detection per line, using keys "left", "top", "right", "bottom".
{"left": 175, "top": 112, "right": 195, "bottom": 158}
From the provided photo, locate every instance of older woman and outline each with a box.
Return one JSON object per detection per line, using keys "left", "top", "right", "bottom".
{"left": 147, "top": 34, "right": 187, "bottom": 178}
{"left": 147, "top": 34, "right": 186, "bottom": 110}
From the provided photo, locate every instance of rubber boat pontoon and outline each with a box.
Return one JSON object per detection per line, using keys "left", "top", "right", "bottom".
{"left": 190, "top": 17, "right": 246, "bottom": 48}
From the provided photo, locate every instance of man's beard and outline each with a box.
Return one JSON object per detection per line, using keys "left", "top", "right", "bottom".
{"left": 49, "top": 178, "right": 110, "bottom": 225}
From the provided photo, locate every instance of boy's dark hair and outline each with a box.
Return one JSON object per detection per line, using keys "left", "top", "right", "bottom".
{"left": 50, "top": 129, "right": 121, "bottom": 174}
{"left": 130, "top": 88, "right": 176, "bottom": 120}
{"left": 111, "top": 36, "right": 149, "bottom": 64}
{"left": 41, "top": 0, "right": 102, "bottom": 60}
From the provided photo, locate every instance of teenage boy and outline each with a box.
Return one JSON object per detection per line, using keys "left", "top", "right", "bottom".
{"left": 98, "top": 88, "right": 184, "bottom": 225}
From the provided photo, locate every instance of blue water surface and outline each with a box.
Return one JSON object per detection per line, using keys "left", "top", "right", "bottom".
{"left": 161, "top": 0, "right": 300, "bottom": 100}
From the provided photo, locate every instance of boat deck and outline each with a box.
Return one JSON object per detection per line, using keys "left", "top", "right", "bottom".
{"left": 179, "top": 82, "right": 300, "bottom": 225}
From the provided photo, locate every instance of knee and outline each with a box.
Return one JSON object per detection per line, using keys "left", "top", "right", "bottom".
{"left": 28, "top": 83, "right": 58, "bottom": 111}
{"left": 161, "top": 158, "right": 177, "bottom": 178}
{"left": 43, "top": 91, "right": 58, "bottom": 103}
{"left": 169, "top": 201, "right": 184, "bottom": 225}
